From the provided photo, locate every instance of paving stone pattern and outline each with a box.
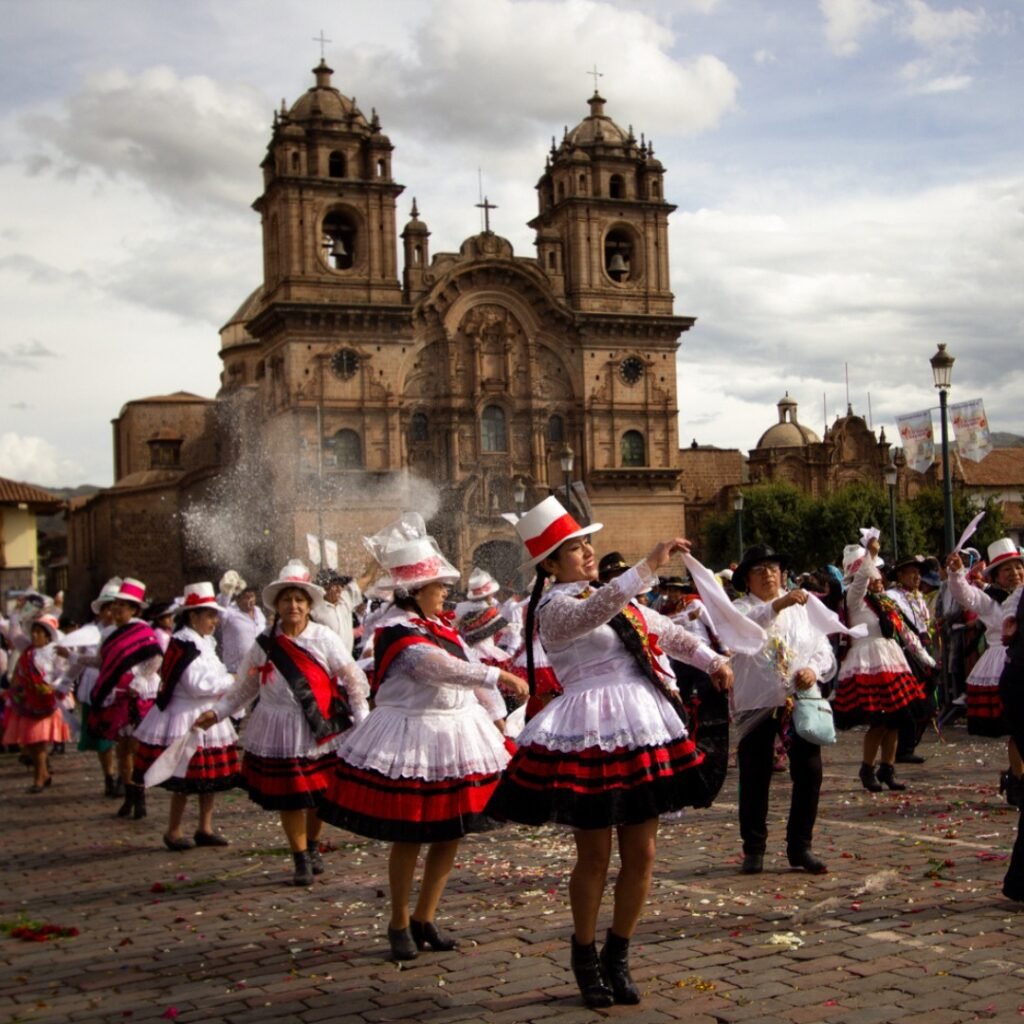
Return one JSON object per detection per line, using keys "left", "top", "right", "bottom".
{"left": 3, "top": 725, "right": 1024, "bottom": 1023}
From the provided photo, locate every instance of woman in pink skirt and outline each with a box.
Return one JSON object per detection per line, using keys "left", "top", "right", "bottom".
{"left": 2, "top": 614, "right": 69, "bottom": 792}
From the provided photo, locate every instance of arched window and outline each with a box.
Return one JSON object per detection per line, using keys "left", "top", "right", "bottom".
{"left": 557, "top": 181, "right": 566, "bottom": 201}
{"left": 547, "top": 414, "right": 565, "bottom": 443}
{"left": 604, "top": 227, "right": 634, "bottom": 283}
{"left": 609, "top": 174, "right": 625, "bottom": 199}
{"left": 621, "top": 430, "right": 645, "bottom": 467}
{"left": 322, "top": 209, "right": 358, "bottom": 270}
{"left": 409, "top": 412, "right": 429, "bottom": 443}
{"left": 413, "top": 244, "right": 422, "bottom": 266}
{"left": 578, "top": 173, "right": 588, "bottom": 194}
{"left": 333, "top": 429, "right": 363, "bottom": 469}
{"left": 328, "top": 151, "right": 346, "bottom": 178}
{"left": 290, "top": 151, "right": 300, "bottom": 173}
{"left": 376, "top": 158, "right": 387, "bottom": 178}
{"left": 650, "top": 178, "right": 660, "bottom": 198}
{"left": 481, "top": 405, "right": 508, "bottom": 453}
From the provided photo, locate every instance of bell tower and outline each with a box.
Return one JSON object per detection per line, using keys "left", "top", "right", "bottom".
{"left": 253, "top": 59, "right": 405, "bottom": 307}
{"left": 530, "top": 91, "right": 675, "bottom": 316}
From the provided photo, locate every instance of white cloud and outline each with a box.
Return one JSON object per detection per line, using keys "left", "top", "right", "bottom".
{"left": 900, "top": 0, "right": 984, "bottom": 50}
{"left": 0, "top": 432, "right": 82, "bottom": 487}
{"left": 820, "top": 0, "right": 889, "bottom": 56}
{"left": 916, "top": 73, "right": 973, "bottom": 93}
{"left": 28, "top": 66, "right": 267, "bottom": 211}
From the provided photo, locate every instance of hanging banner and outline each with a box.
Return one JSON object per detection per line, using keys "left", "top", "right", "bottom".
{"left": 306, "top": 532, "right": 322, "bottom": 566}
{"left": 323, "top": 539, "right": 338, "bottom": 571}
{"left": 949, "top": 398, "right": 993, "bottom": 463}
{"left": 895, "top": 409, "right": 935, "bottom": 474}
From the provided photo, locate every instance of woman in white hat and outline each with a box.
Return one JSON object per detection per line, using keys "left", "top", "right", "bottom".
{"left": 947, "top": 538, "right": 1024, "bottom": 802}
{"left": 318, "top": 515, "right": 529, "bottom": 962}
{"left": 89, "top": 579, "right": 164, "bottom": 820}
{"left": 194, "top": 560, "right": 369, "bottom": 886}
{"left": 833, "top": 536, "right": 930, "bottom": 792}
{"left": 134, "top": 583, "right": 240, "bottom": 851}
{"left": 488, "top": 497, "right": 733, "bottom": 1008}
{"left": 1, "top": 613, "right": 68, "bottom": 792}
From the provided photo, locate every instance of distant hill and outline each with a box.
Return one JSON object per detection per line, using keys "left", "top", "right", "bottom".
{"left": 991, "top": 432, "right": 1024, "bottom": 448}
{"left": 34, "top": 484, "right": 101, "bottom": 535}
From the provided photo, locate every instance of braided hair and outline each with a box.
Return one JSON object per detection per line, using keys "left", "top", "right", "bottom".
{"left": 523, "top": 565, "right": 551, "bottom": 698}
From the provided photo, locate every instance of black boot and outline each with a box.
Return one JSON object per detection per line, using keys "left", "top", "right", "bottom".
{"left": 570, "top": 935, "right": 614, "bottom": 1008}
{"left": 132, "top": 784, "right": 147, "bottom": 820}
{"left": 291, "top": 850, "right": 314, "bottom": 886}
{"left": 410, "top": 918, "right": 458, "bottom": 951}
{"left": 599, "top": 929, "right": 641, "bottom": 1005}
{"left": 387, "top": 926, "right": 418, "bottom": 961}
{"left": 787, "top": 848, "right": 828, "bottom": 875}
{"left": 116, "top": 784, "right": 133, "bottom": 818}
{"left": 104, "top": 774, "right": 117, "bottom": 798}
{"left": 112, "top": 775, "right": 125, "bottom": 799}
{"left": 307, "top": 844, "right": 325, "bottom": 875}
{"left": 1000, "top": 771, "right": 1022, "bottom": 808}
{"left": 859, "top": 763, "right": 883, "bottom": 793}
{"left": 876, "top": 763, "right": 907, "bottom": 791}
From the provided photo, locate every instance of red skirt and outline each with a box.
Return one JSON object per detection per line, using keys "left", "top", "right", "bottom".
{"left": 240, "top": 750, "right": 339, "bottom": 810}
{"left": 318, "top": 763, "right": 503, "bottom": 843}
{"left": 488, "top": 736, "right": 709, "bottom": 830}
{"left": 133, "top": 739, "right": 240, "bottom": 793}
{"left": 833, "top": 668, "right": 924, "bottom": 722}
{"left": 967, "top": 684, "right": 1008, "bottom": 737}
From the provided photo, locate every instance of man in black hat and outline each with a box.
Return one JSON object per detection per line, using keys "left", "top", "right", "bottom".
{"left": 886, "top": 555, "right": 936, "bottom": 763}
{"left": 598, "top": 551, "right": 629, "bottom": 583}
{"left": 729, "top": 544, "right": 836, "bottom": 876}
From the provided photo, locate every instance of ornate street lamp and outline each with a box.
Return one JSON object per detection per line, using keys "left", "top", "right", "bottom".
{"left": 733, "top": 491, "right": 745, "bottom": 562}
{"left": 559, "top": 444, "right": 574, "bottom": 507}
{"left": 929, "top": 343, "right": 956, "bottom": 554}
{"left": 884, "top": 460, "right": 899, "bottom": 562}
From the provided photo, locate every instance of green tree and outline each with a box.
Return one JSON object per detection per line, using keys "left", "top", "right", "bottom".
{"left": 907, "top": 487, "right": 1005, "bottom": 557}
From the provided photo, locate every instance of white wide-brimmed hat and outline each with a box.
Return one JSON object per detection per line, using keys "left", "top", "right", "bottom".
{"left": 179, "top": 582, "right": 220, "bottom": 614}
{"left": 30, "top": 613, "right": 61, "bottom": 643}
{"left": 842, "top": 543, "right": 884, "bottom": 580}
{"left": 112, "top": 578, "right": 148, "bottom": 607}
{"left": 90, "top": 576, "right": 123, "bottom": 615}
{"left": 985, "top": 538, "right": 1023, "bottom": 578}
{"left": 364, "top": 513, "right": 460, "bottom": 595}
{"left": 466, "top": 567, "right": 500, "bottom": 601}
{"left": 515, "top": 495, "right": 602, "bottom": 570}
{"left": 262, "top": 559, "right": 325, "bottom": 612}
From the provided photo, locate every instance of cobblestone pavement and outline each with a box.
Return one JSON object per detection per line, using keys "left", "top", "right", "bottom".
{"left": 3, "top": 724, "right": 1024, "bottom": 1024}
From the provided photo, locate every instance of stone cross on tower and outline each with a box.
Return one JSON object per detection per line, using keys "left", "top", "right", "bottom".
{"left": 475, "top": 196, "right": 498, "bottom": 234}
{"left": 312, "top": 29, "right": 332, "bottom": 60}
{"left": 587, "top": 64, "right": 603, "bottom": 92}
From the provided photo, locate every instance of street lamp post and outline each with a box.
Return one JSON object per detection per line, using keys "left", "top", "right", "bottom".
{"left": 884, "top": 460, "right": 899, "bottom": 562}
{"left": 559, "top": 444, "right": 574, "bottom": 508}
{"left": 929, "top": 343, "right": 956, "bottom": 554}
{"left": 733, "top": 491, "right": 745, "bottom": 563}
{"left": 513, "top": 477, "right": 526, "bottom": 513}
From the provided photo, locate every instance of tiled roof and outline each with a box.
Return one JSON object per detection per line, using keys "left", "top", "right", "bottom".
{"left": 0, "top": 477, "right": 64, "bottom": 509}
{"left": 936, "top": 447, "right": 1024, "bottom": 486}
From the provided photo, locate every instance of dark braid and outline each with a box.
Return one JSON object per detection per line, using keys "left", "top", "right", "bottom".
{"left": 524, "top": 566, "right": 550, "bottom": 697}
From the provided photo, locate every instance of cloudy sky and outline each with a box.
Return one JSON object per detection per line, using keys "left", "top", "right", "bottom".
{"left": 1, "top": 0, "right": 1021, "bottom": 486}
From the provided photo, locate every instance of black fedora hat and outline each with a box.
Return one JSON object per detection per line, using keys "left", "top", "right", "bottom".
{"left": 598, "top": 551, "right": 630, "bottom": 580}
{"left": 733, "top": 544, "right": 789, "bottom": 593}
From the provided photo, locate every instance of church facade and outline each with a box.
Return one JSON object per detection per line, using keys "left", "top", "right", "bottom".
{"left": 66, "top": 60, "right": 698, "bottom": 611}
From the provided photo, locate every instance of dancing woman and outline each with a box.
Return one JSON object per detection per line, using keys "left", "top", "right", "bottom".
{"left": 1, "top": 614, "right": 68, "bottom": 791}
{"left": 195, "top": 560, "right": 368, "bottom": 885}
{"left": 489, "top": 497, "right": 733, "bottom": 1008}
{"left": 89, "top": 579, "right": 163, "bottom": 820}
{"left": 833, "top": 536, "right": 930, "bottom": 792}
{"left": 134, "top": 583, "right": 240, "bottom": 850}
{"left": 318, "top": 517, "right": 529, "bottom": 961}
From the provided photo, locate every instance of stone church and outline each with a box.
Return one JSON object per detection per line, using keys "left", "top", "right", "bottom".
{"left": 67, "top": 59, "right": 701, "bottom": 611}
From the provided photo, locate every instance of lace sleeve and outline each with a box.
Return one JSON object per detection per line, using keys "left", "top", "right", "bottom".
{"left": 948, "top": 569, "right": 998, "bottom": 621}
{"left": 539, "top": 563, "right": 658, "bottom": 646}
{"left": 339, "top": 660, "right": 371, "bottom": 723}
{"left": 846, "top": 556, "right": 877, "bottom": 611}
{"left": 643, "top": 606, "right": 724, "bottom": 673}
{"left": 397, "top": 644, "right": 500, "bottom": 689}
{"left": 213, "top": 646, "right": 262, "bottom": 720}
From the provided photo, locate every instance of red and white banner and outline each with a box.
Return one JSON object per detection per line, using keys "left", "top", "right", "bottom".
{"left": 949, "top": 398, "right": 993, "bottom": 463}
{"left": 896, "top": 409, "right": 935, "bottom": 474}
{"left": 306, "top": 532, "right": 322, "bottom": 566}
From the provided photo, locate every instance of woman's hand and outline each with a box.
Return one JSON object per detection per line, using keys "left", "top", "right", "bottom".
{"left": 793, "top": 667, "right": 816, "bottom": 691}
{"left": 773, "top": 589, "right": 807, "bottom": 613}
{"left": 946, "top": 552, "right": 964, "bottom": 573}
{"left": 498, "top": 671, "right": 530, "bottom": 700}
{"left": 645, "top": 537, "right": 691, "bottom": 575}
{"left": 710, "top": 661, "right": 733, "bottom": 693}
{"left": 193, "top": 710, "right": 218, "bottom": 731}
{"left": 867, "top": 537, "right": 881, "bottom": 557}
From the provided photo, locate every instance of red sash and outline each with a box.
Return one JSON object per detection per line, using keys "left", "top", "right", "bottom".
{"left": 12, "top": 650, "right": 58, "bottom": 718}
{"left": 373, "top": 618, "right": 468, "bottom": 696}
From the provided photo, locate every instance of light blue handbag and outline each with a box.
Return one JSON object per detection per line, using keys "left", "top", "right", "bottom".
{"left": 791, "top": 686, "right": 837, "bottom": 746}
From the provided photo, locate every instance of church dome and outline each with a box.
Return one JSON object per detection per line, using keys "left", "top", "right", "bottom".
{"left": 756, "top": 393, "right": 821, "bottom": 448}
{"left": 282, "top": 60, "right": 371, "bottom": 132}
{"left": 565, "top": 92, "right": 631, "bottom": 148}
